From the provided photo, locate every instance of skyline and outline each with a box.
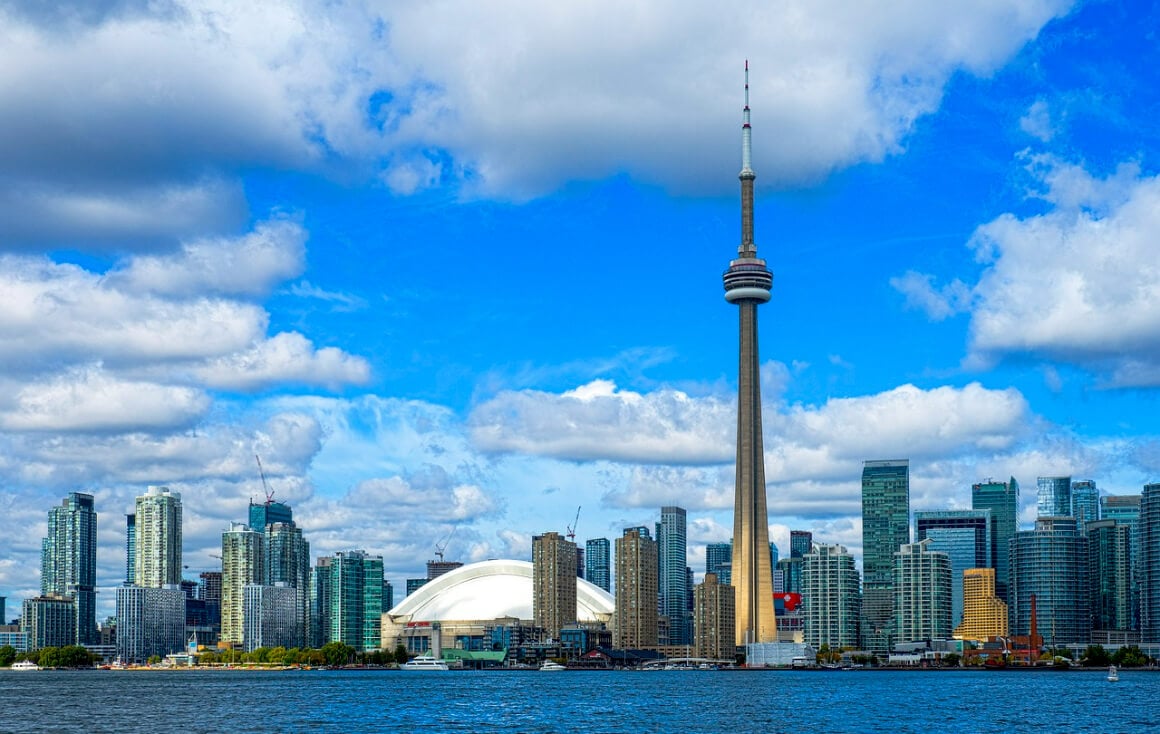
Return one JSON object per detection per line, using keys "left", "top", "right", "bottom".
{"left": 3, "top": 1, "right": 1160, "bottom": 620}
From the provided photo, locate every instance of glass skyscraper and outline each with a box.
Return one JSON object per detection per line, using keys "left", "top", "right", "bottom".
{"left": 658, "top": 506, "right": 690, "bottom": 645}
{"left": 790, "top": 530, "right": 813, "bottom": 558}
{"left": 312, "top": 550, "right": 384, "bottom": 652}
{"left": 1071, "top": 479, "right": 1100, "bottom": 532}
{"left": 706, "top": 542, "right": 732, "bottom": 586}
{"left": 40, "top": 492, "right": 97, "bottom": 645}
{"left": 914, "top": 509, "right": 991, "bottom": 629}
{"left": 1140, "top": 484, "right": 1160, "bottom": 642}
{"left": 585, "top": 538, "right": 611, "bottom": 593}
{"left": 972, "top": 477, "right": 1019, "bottom": 602}
{"left": 265, "top": 521, "right": 310, "bottom": 648}
{"left": 1009, "top": 516, "right": 1089, "bottom": 645}
{"left": 1037, "top": 476, "right": 1071, "bottom": 518}
{"left": 860, "top": 459, "right": 910, "bottom": 655}
{"left": 1087, "top": 519, "right": 1132, "bottom": 632}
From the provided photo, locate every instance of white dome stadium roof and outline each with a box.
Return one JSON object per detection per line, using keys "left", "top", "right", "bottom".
{"left": 387, "top": 559, "right": 614, "bottom": 622}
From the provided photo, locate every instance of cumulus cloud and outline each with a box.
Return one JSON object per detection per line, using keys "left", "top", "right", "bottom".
{"left": 890, "top": 270, "right": 974, "bottom": 320}
{"left": 193, "top": 332, "right": 371, "bottom": 392}
{"left": 1020, "top": 98, "right": 1055, "bottom": 141}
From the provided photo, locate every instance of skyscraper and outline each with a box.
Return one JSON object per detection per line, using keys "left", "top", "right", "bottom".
{"left": 1036, "top": 476, "right": 1071, "bottom": 518}
{"left": 1009, "top": 517, "right": 1090, "bottom": 645}
{"left": 693, "top": 573, "right": 735, "bottom": 661}
{"left": 40, "top": 492, "right": 97, "bottom": 645}
{"left": 972, "top": 477, "right": 1019, "bottom": 602}
{"left": 314, "top": 550, "right": 384, "bottom": 652}
{"left": 724, "top": 62, "right": 777, "bottom": 647}
{"left": 658, "top": 506, "right": 690, "bottom": 645}
{"left": 914, "top": 509, "right": 992, "bottom": 629}
{"left": 614, "top": 528, "right": 658, "bottom": 649}
{"left": 1102, "top": 493, "right": 1142, "bottom": 629}
{"left": 893, "top": 539, "right": 953, "bottom": 645}
{"left": 243, "top": 583, "right": 301, "bottom": 653}
{"left": 1140, "top": 483, "right": 1160, "bottom": 642}
{"left": 221, "top": 523, "right": 264, "bottom": 646}
{"left": 115, "top": 585, "right": 185, "bottom": 664}
{"left": 265, "top": 519, "right": 310, "bottom": 648}
{"left": 954, "top": 568, "right": 1008, "bottom": 643}
{"left": 249, "top": 498, "right": 293, "bottom": 532}
{"left": 125, "top": 513, "right": 136, "bottom": 585}
{"left": 585, "top": 538, "right": 611, "bottom": 593}
{"left": 801, "top": 544, "right": 861, "bottom": 650}
{"left": 1087, "top": 519, "right": 1132, "bottom": 633}
{"left": 532, "top": 531, "right": 578, "bottom": 641}
{"left": 134, "top": 486, "right": 182, "bottom": 588}
{"left": 706, "top": 542, "right": 732, "bottom": 586}
{"left": 860, "top": 459, "right": 910, "bottom": 655}
{"left": 790, "top": 530, "right": 813, "bottom": 558}
{"left": 1071, "top": 480, "right": 1099, "bottom": 532}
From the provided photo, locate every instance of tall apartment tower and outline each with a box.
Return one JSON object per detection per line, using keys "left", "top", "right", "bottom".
{"left": 658, "top": 506, "right": 690, "bottom": 645}
{"left": 1087, "top": 519, "right": 1132, "bottom": 633}
{"left": 693, "top": 573, "right": 736, "bottom": 661}
{"left": 1102, "top": 493, "right": 1142, "bottom": 629}
{"left": 40, "top": 492, "right": 97, "bottom": 645}
{"left": 1037, "top": 476, "right": 1072, "bottom": 518}
{"left": 706, "top": 542, "right": 732, "bottom": 586}
{"left": 313, "top": 550, "right": 384, "bottom": 652}
{"left": 584, "top": 538, "right": 611, "bottom": 593}
{"left": 972, "top": 477, "right": 1019, "bottom": 602}
{"left": 801, "top": 544, "right": 861, "bottom": 650}
{"left": 134, "top": 486, "right": 182, "bottom": 587}
{"left": 724, "top": 62, "right": 777, "bottom": 647}
{"left": 532, "top": 531, "right": 578, "bottom": 641}
{"left": 1140, "top": 483, "right": 1160, "bottom": 642}
{"left": 914, "top": 509, "right": 992, "bottom": 629}
{"left": 125, "top": 513, "right": 136, "bottom": 584}
{"left": 954, "top": 568, "right": 1008, "bottom": 642}
{"left": 265, "top": 522, "right": 310, "bottom": 648}
{"left": 221, "top": 523, "right": 264, "bottom": 646}
{"left": 1071, "top": 480, "right": 1100, "bottom": 532}
{"left": 790, "top": 530, "right": 813, "bottom": 558}
{"left": 893, "top": 539, "right": 953, "bottom": 644}
{"left": 860, "top": 459, "right": 910, "bottom": 655}
{"left": 1009, "top": 517, "right": 1090, "bottom": 645}
{"left": 614, "top": 528, "right": 658, "bottom": 649}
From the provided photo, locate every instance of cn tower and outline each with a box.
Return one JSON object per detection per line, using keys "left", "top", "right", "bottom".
{"left": 724, "top": 61, "right": 777, "bottom": 646}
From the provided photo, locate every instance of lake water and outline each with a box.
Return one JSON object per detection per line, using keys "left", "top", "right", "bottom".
{"left": 1, "top": 668, "right": 1151, "bottom": 733}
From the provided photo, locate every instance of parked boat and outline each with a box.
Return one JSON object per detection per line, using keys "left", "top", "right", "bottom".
{"left": 400, "top": 654, "right": 449, "bottom": 671}
{"left": 1107, "top": 665, "right": 1119, "bottom": 682}
{"left": 11, "top": 660, "right": 40, "bottom": 671}
{"left": 539, "top": 660, "right": 567, "bottom": 672}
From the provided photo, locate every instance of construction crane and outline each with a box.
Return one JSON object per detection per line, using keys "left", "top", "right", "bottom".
{"left": 434, "top": 526, "right": 456, "bottom": 562}
{"left": 255, "top": 454, "right": 274, "bottom": 505}
{"left": 566, "top": 505, "right": 581, "bottom": 542}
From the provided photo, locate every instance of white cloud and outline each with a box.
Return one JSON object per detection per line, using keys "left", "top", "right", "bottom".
{"left": 1020, "top": 98, "right": 1055, "bottom": 141}
{"left": 890, "top": 270, "right": 974, "bottom": 320}
{"left": 192, "top": 332, "right": 371, "bottom": 392}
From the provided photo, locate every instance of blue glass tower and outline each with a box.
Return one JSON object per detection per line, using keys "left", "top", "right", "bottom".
{"left": 585, "top": 538, "right": 611, "bottom": 593}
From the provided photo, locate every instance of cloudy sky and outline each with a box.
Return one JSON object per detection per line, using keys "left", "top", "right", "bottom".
{"left": 3, "top": 0, "right": 1159, "bottom": 620}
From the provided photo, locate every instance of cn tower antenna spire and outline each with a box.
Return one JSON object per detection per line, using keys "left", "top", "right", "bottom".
{"left": 742, "top": 59, "right": 753, "bottom": 177}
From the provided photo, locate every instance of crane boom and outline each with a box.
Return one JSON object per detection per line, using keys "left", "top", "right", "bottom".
{"left": 566, "top": 505, "right": 581, "bottom": 542}
{"left": 255, "top": 454, "right": 274, "bottom": 504}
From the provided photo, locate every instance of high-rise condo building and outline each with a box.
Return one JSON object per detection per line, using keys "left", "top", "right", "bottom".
{"left": 134, "top": 486, "right": 182, "bottom": 588}
{"left": 1036, "top": 476, "right": 1071, "bottom": 519}
{"left": 243, "top": 583, "right": 301, "bottom": 652}
{"left": 585, "top": 538, "right": 611, "bottom": 593}
{"left": 614, "top": 528, "right": 658, "bottom": 649}
{"left": 125, "top": 513, "right": 136, "bottom": 585}
{"left": 724, "top": 62, "right": 777, "bottom": 646}
{"left": 115, "top": 585, "right": 185, "bottom": 664}
{"left": 954, "top": 568, "right": 1008, "bottom": 643}
{"left": 972, "top": 477, "right": 1019, "bottom": 602}
{"left": 914, "top": 509, "right": 991, "bottom": 629}
{"left": 21, "top": 596, "right": 76, "bottom": 650}
{"left": 790, "top": 530, "right": 813, "bottom": 558}
{"left": 1101, "top": 493, "right": 1141, "bottom": 629}
{"left": 312, "top": 550, "right": 384, "bottom": 652}
{"left": 249, "top": 498, "right": 293, "bottom": 531}
{"left": 40, "top": 492, "right": 97, "bottom": 645}
{"left": 893, "top": 539, "right": 953, "bottom": 644}
{"left": 777, "top": 557, "right": 802, "bottom": 596}
{"left": 801, "top": 544, "right": 860, "bottom": 650}
{"left": 265, "top": 520, "right": 310, "bottom": 648}
{"left": 532, "top": 531, "right": 578, "bottom": 641}
{"left": 693, "top": 573, "right": 735, "bottom": 661}
{"left": 860, "top": 459, "right": 909, "bottom": 655}
{"left": 1140, "top": 483, "right": 1160, "bottom": 642}
{"left": 706, "top": 542, "right": 732, "bottom": 586}
{"left": 221, "top": 523, "right": 264, "bottom": 646}
{"left": 658, "top": 506, "right": 690, "bottom": 645}
{"left": 1009, "top": 517, "right": 1090, "bottom": 645}
{"left": 1071, "top": 480, "right": 1100, "bottom": 532}
{"left": 1087, "top": 519, "right": 1132, "bottom": 633}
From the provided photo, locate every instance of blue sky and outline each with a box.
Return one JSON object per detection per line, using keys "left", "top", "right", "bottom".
{"left": 2, "top": 0, "right": 1159, "bottom": 619}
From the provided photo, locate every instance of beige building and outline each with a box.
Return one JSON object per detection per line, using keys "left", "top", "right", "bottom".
{"left": 694, "top": 572, "right": 735, "bottom": 661}
{"left": 614, "top": 528, "right": 658, "bottom": 649}
{"left": 954, "top": 567, "right": 1008, "bottom": 642}
{"left": 532, "top": 531, "right": 577, "bottom": 641}
{"left": 221, "top": 523, "right": 264, "bottom": 646}
{"left": 135, "top": 486, "right": 183, "bottom": 588}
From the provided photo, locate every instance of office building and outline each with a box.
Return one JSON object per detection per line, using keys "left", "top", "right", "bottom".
{"left": 40, "top": 492, "right": 97, "bottom": 645}
{"left": 1087, "top": 519, "right": 1132, "bottom": 633}
{"left": 801, "top": 544, "right": 860, "bottom": 650}
{"left": 954, "top": 568, "right": 1008, "bottom": 642}
{"left": 1009, "top": 517, "right": 1089, "bottom": 645}
{"left": 706, "top": 542, "right": 732, "bottom": 586}
{"left": 1072, "top": 480, "right": 1100, "bottom": 532}
{"left": 894, "top": 539, "right": 953, "bottom": 644}
{"left": 115, "top": 585, "right": 185, "bottom": 664}
{"left": 243, "top": 583, "right": 302, "bottom": 652}
{"left": 314, "top": 550, "right": 384, "bottom": 652}
{"left": 972, "top": 477, "right": 1019, "bottom": 602}
{"left": 21, "top": 596, "right": 76, "bottom": 650}
{"left": 1036, "top": 476, "right": 1071, "bottom": 519}
{"left": 790, "top": 530, "right": 813, "bottom": 558}
{"left": 724, "top": 63, "right": 777, "bottom": 646}
{"left": 1140, "top": 484, "right": 1160, "bottom": 642}
{"left": 221, "top": 523, "right": 264, "bottom": 646}
{"left": 532, "top": 531, "right": 578, "bottom": 641}
{"left": 614, "top": 528, "right": 658, "bottom": 649}
{"left": 585, "top": 538, "right": 611, "bottom": 593}
{"left": 693, "top": 573, "right": 735, "bottom": 661}
{"left": 861, "top": 459, "right": 910, "bottom": 655}
{"left": 914, "top": 509, "right": 991, "bottom": 629}
{"left": 134, "top": 486, "right": 182, "bottom": 588}
{"left": 658, "top": 506, "right": 690, "bottom": 645}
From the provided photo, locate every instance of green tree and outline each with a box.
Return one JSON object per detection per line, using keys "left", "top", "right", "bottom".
{"left": 0, "top": 645, "right": 17, "bottom": 667}
{"left": 147, "top": 655, "right": 162, "bottom": 665}
{"left": 393, "top": 644, "right": 408, "bottom": 664}
{"left": 37, "top": 647, "right": 60, "bottom": 668}
{"left": 321, "top": 641, "right": 354, "bottom": 667}
{"left": 942, "top": 653, "right": 961, "bottom": 667}
{"left": 1081, "top": 645, "right": 1111, "bottom": 667}
{"left": 1113, "top": 645, "right": 1148, "bottom": 667}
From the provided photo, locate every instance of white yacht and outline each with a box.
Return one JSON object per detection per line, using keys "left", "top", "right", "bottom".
{"left": 1107, "top": 665, "right": 1119, "bottom": 682}
{"left": 11, "top": 660, "right": 40, "bottom": 671}
{"left": 539, "top": 660, "right": 567, "bottom": 672}
{"left": 400, "top": 654, "right": 449, "bottom": 671}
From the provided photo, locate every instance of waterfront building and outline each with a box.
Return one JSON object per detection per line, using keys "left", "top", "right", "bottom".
{"left": 1141, "top": 484, "right": 1160, "bottom": 642}
{"left": 693, "top": 573, "right": 735, "bottom": 661}
{"left": 221, "top": 523, "right": 264, "bottom": 646}
{"left": 894, "top": 539, "right": 952, "bottom": 645}
{"left": 265, "top": 521, "right": 310, "bottom": 648}
{"left": 21, "top": 596, "right": 76, "bottom": 650}
{"left": 1009, "top": 517, "right": 1090, "bottom": 645}
{"left": 861, "top": 459, "right": 910, "bottom": 655}
{"left": 125, "top": 513, "right": 135, "bottom": 585}
{"left": 115, "top": 585, "right": 185, "bottom": 664}
{"left": 1102, "top": 493, "right": 1142, "bottom": 629}
{"left": 0, "top": 627, "right": 28, "bottom": 652}
{"left": 790, "top": 530, "right": 813, "bottom": 558}
{"left": 1036, "top": 476, "right": 1071, "bottom": 519}
{"left": 972, "top": 477, "right": 1019, "bottom": 602}
{"left": 585, "top": 538, "right": 611, "bottom": 592}
{"left": 614, "top": 527, "right": 658, "bottom": 649}
{"left": 310, "top": 558, "right": 333, "bottom": 649}
{"left": 953, "top": 568, "right": 1008, "bottom": 642}
{"left": 40, "top": 492, "right": 97, "bottom": 645}
{"left": 314, "top": 550, "right": 384, "bottom": 652}
{"left": 914, "top": 509, "right": 991, "bottom": 629}
{"left": 1072, "top": 480, "right": 1100, "bottom": 532}
{"left": 532, "top": 531, "right": 578, "bottom": 641}
{"left": 658, "top": 506, "right": 690, "bottom": 645}
{"left": 706, "top": 542, "right": 732, "bottom": 586}
{"left": 801, "top": 544, "right": 860, "bottom": 650}
{"left": 1087, "top": 519, "right": 1132, "bottom": 633}
{"left": 243, "top": 583, "right": 302, "bottom": 652}
{"left": 134, "top": 486, "right": 182, "bottom": 588}
{"left": 724, "top": 63, "right": 777, "bottom": 646}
